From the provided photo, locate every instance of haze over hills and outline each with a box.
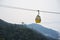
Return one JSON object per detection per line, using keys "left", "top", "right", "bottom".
{"left": 27, "top": 23, "right": 59, "bottom": 39}
{"left": 0, "top": 19, "right": 59, "bottom": 40}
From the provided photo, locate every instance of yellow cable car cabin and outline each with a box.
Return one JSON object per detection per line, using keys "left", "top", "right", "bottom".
{"left": 35, "top": 15, "right": 41, "bottom": 23}
{"left": 35, "top": 10, "right": 41, "bottom": 23}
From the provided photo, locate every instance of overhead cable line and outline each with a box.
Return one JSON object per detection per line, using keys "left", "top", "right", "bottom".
{"left": 0, "top": 5, "right": 60, "bottom": 14}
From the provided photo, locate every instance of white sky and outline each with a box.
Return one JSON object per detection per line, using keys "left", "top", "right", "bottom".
{"left": 0, "top": 0, "right": 60, "bottom": 32}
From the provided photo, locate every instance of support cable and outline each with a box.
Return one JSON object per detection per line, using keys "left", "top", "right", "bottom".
{"left": 0, "top": 5, "right": 60, "bottom": 14}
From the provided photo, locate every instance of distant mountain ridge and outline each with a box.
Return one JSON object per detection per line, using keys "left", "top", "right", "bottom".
{"left": 27, "top": 23, "right": 59, "bottom": 39}
{"left": 0, "top": 19, "right": 59, "bottom": 40}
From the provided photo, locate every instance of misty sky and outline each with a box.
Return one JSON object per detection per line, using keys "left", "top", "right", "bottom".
{"left": 0, "top": 0, "right": 60, "bottom": 32}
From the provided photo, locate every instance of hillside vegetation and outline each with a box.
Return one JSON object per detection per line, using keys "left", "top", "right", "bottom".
{"left": 0, "top": 19, "right": 58, "bottom": 40}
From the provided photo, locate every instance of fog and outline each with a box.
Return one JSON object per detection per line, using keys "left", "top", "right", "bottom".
{"left": 0, "top": 0, "right": 60, "bottom": 32}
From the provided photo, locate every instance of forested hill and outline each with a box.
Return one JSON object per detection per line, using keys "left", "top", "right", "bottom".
{"left": 0, "top": 19, "right": 58, "bottom": 40}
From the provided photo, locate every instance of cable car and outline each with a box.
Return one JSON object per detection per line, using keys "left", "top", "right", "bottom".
{"left": 35, "top": 10, "right": 41, "bottom": 23}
